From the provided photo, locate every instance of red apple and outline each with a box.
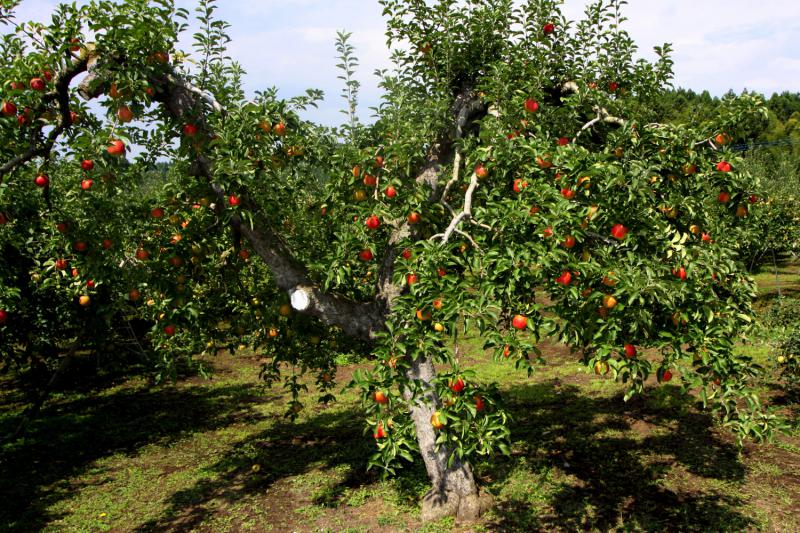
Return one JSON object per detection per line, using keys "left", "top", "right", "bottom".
{"left": 555, "top": 271, "right": 572, "bottom": 286}
{"left": 406, "top": 273, "right": 418, "bottom": 285}
{"left": 701, "top": 233, "right": 712, "bottom": 243}
{"left": 42, "top": 70, "right": 53, "bottom": 82}
{"left": 151, "top": 207, "right": 164, "bottom": 219}
{"left": 474, "top": 396, "right": 485, "bottom": 411}
{"left": 73, "top": 241, "right": 88, "bottom": 252}
{"left": 716, "top": 161, "right": 732, "bottom": 173}
{"left": 183, "top": 123, "right": 198, "bottom": 137}
{"left": 560, "top": 188, "right": 575, "bottom": 200}
{"left": 34, "top": 174, "right": 49, "bottom": 187}
{"left": 0, "top": 213, "right": 7, "bottom": 225}
{"left": 748, "top": 194, "right": 758, "bottom": 204}
{"left": 512, "top": 314, "right": 527, "bottom": 330}
{"left": 0, "top": 309, "right": 7, "bottom": 324}
{"left": 524, "top": 99, "right": 539, "bottom": 113}
{"left": 407, "top": 212, "right": 421, "bottom": 225}
{"left": 107, "top": 139, "right": 125, "bottom": 157}
{"left": 543, "top": 227, "right": 553, "bottom": 238}
{"left": 163, "top": 325, "right": 176, "bottom": 336}
{"left": 81, "top": 159, "right": 94, "bottom": 171}
{"left": 358, "top": 249, "right": 373, "bottom": 261}
{"left": 117, "top": 106, "right": 134, "bottom": 123}
{"left": 1, "top": 101, "right": 16, "bottom": 116}
{"left": 624, "top": 344, "right": 637, "bottom": 358}
{"left": 80, "top": 179, "right": 93, "bottom": 190}
{"left": 436, "top": 267, "right": 447, "bottom": 277}
{"left": 30, "top": 77, "right": 46, "bottom": 91}
{"left": 543, "top": 23, "right": 555, "bottom": 35}
{"left": 69, "top": 111, "right": 78, "bottom": 124}
{"left": 660, "top": 369, "right": 673, "bottom": 382}
{"left": 365, "top": 215, "right": 380, "bottom": 230}
{"left": 672, "top": 267, "right": 687, "bottom": 281}
{"left": 513, "top": 179, "right": 528, "bottom": 193}
{"left": 610, "top": 223, "right": 628, "bottom": 240}
{"left": 102, "top": 239, "right": 113, "bottom": 249}
{"left": 557, "top": 136, "right": 569, "bottom": 146}
{"left": 55, "top": 258, "right": 68, "bottom": 270}
{"left": 273, "top": 121, "right": 286, "bottom": 136}
{"left": 228, "top": 195, "right": 241, "bottom": 207}
{"left": 475, "top": 164, "right": 488, "bottom": 179}
{"left": 363, "top": 173, "right": 377, "bottom": 186}
{"left": 86, "top": 279, "right": 95, "bottom": 289}
{"left": 385, "top": 185, "right": 397, "bottom": 198}
{"left": 563, "top": 235, "right": 576, "bottom": 248}
{"left": 717, "top": 191, "right": 730, "bottom": 203}
{"left": 608, "top": 81, "right": 619, "bottom": 92}
{"left": 375, "top": 155, "right": 384, "bottom": 168}
{"left": 374, "top": 423, "right": 386, "bottom": 439}
{"left": 449, "top": 378, "right": 465, "bottom": 393}
{"left": 401, "top": 248, "right": 412, "bottom": 260}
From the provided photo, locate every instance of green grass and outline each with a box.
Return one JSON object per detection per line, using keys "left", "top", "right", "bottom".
{"left": 1, "top": 263, "right": 800, "bottom": 532}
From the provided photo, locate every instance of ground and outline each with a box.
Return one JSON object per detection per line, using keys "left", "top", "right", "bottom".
{"left": 1, "top": 261, "right": 799, "bottom": 532}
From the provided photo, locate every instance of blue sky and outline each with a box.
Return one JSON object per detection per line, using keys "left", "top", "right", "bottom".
{"left": 12, "top": 0, "right": 800, "bottom": 126}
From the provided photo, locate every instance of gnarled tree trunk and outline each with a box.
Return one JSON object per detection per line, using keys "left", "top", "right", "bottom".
{"left": 404, "top": 354, "right": 492, "bottom": 522}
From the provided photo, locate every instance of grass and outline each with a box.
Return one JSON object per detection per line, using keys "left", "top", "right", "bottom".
{"left": 1, "top": 260, "right": 799, "bottom": 532}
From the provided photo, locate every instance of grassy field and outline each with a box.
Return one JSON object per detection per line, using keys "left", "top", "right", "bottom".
{"left": 1, "top": 261, "right": 799, "bottom": 532}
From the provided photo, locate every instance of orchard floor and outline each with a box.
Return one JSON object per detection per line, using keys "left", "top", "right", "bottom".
{"left": 2, "top": 262, "right": 800, "bottom": 532}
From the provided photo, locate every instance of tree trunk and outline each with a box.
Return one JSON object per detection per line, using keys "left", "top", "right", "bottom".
{"left": 404, "top": 354, "right": 493, "bottom": 522}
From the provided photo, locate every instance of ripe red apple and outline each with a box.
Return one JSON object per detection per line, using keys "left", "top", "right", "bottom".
{"left": 129, "top": 288, "right": 141, "bottom": 301}
{"left": 748, "top": 194, "right": 758, "bottom": 204}
{"left": 102, "top": 239, "right": 113, "bottom": 249}
{"left": 406, "top": 273, "right": 418, "bottom": 285}
{"left": 660, "top": 369, "right": 673, "bottom": 382}
{"left": 183, "top": 123, "right": 198, "bottom": 137}
{"left": 557, "top": 136, "right": 569, "bottom": 146}
{"left": 273, "top": 121, "right": 286, "bottom": 136}
{"left": 55, "top": 258, "right": 68, "bottom": 270}
{"left": 513, "top": 179, "right": 528, "bottom": 193}
{"left": 107, "top": 139, "right": 125, "bottom": 157}
{"left": 475, "top": 164, "right": 488, "bottom": 179}
{"left": 365, "top": 215, "right": 380, "bottom": 230}
{"left": 701, "top": 233, "right": 712, "bottom": 243}
{"left": 86, "top": 279, "right": 95, "bottom": 289}
{"left": 117, "top": 106, "right": 134, "bottom": 123}
{"left": 672, "top": 267, "right": 687, "bottom": 281}
{"left": 358, "top": 249, "right": 373, "bottom": 261}
{"left": 524, "top": 99, "right": 539, "bottom": 113}
{"left": 735, "top": 204, "right": 748, "bottom": 218}
{"left": 529, "top": 205, "right": 540, "bottom": 215}
{"left": 401, "top": 248, "right": 412, "bottom": 260}
{"left": 407, "top": 212, "right": 421, "bottom": 225}
{"left": 42, "top": 70, "right": 53, "bottom": 82}
{"left": 1, "top": 101, "right": 16, "bottom": 116}
{"left": 449, "top": 377, "right": 465, "bottom": 393}
{"left": 543, "top": 23, "right": 555, "bottom": 35}
{"left": 151, "top": 207, "right": 164, "bottom": 218}
{"left": 80, "top": 179, "right": 93, "bottom": 190}
{"left": 228, "top": 195, "right": 241, "bottom": 207}
{"left": 30, "top": 77, "right": 45, "bottom": 91}
{"left": 0, "top": 213, "right": 7, "bottom": 225}
{"left": 363, "top": 173, "right": 377, "bottom": 186}
{"left": 74, "top": 241, "right": 88, "bottom": 252}
{"left": 239, "top": 249, "right": 250, "bottom": 259}
{"left": 610, "top": 223, "right": 628, "bottom": 240}
{"left": 0, "top": 309, "right": 6, "bottom": 324}
{"left": 69, "top": 111, "right": 78, "bottom": 124}
{"left": 717, "top": 191, "right": 730, "bottom": 203}
{"left": 374, "top": 423, "right": 387, "bottom": 439}
{"left": 375, "top": 155, "right": 384, "bottom": 168}
{"left": 543, "top": 227, "right": 553, "bottom": 238}
{"left": 81, "top": 159, "right": 94, "bottom": 171}
{"left": 563, "top": 235, "right": 576, "bottom": 248}
{"left": 474, "top": 395, "right": 485, "bottom": 411}
{"left": 436, "top": 267, "right": 447, "bottom": 277}
{"left": 560, "top": 188, "right": 575, "bottom": 200}
{"left": 512, "top": 314, "right": 527, "bottom": 330}
{"left": 135, "top": 249, "right": 150, "bottom": 261}
{"left": 384, "top": 185, "right": 397, "bottom": 198}
{"left": 555, "top": 271, "right": 572, "bottom": 285}
{"left": 608, "top": 81, "right": 619, "bottom": 92}
{"left": 34, "top": 174, "right": 49, "bottom": 187}
{"left": 716, "top": 161, "right": 732, "bottom": 173}
{"left": 9, "top": 82, "right": 23, "bottom": 91}
{"left": 624, "top": 344, "right": 637, "bottom": 358}
{"left": 163, "top": 325, "right": 176, "bottom": 336}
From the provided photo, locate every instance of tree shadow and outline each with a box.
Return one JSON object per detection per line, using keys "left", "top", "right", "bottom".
{"left": 0, "top": 377, "right": 280, "bottom": 532}
{"left": 482, "top": 379, "right": 754, "bottom": 532}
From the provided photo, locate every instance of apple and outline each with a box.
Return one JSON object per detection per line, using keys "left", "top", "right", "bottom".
{"left": 273, "top": 121, "right": 286, "bottom": 136}
{"left": 358, "top": 249, "right": 373, "bottom": 261}
{"left": 163, "top": 325, "right": 176, "bottom": 336}
{"left": 9, "top": 82, "right": 23, "bottom": 91}
{"left": 183, "top": 123, "right": 198, "bottom": 137}
{"left": 384, "top": 185, "right": 397, "bottom": 198}
{"left": 430, "top": 411, "right": 445, "bottom": 430}
{"left": 594, "top": 360, "right": 610, "bottom": 375}
{"left": 135, "top": 249, "right": 150, "bottom": 261}
{"left": 353, "top": 190, "right": 367, "bottom": 202}
{"left": 407, "top": 211, "right": 421, "bottom": 225}
{"left": 437, "top": 267, "right": 447, "bottom": 277}
{"left": 512, "top": 314, "right": 527, "bottom": 330}
{"left": 81, "top": 179, "right": 93, "bottom": 190}
{"left": 228, "top": 195, "right": 241, "bottom": 207}
{"left": 543, "top": 227, "right": 553, "bottom": 238}
{"left": 363, "top": 173, "right": 377, "bottom": 186}
{"left": 416, "top": 308, "right": 431, "bottom": 321}
{"left": 433, "top": 322, "right": 445, "bottom": 332}
{"left": 351, "top": 165, "right": 361, "bottom": 178}
{"left": 73, "top": 241, "right": 88, "bottom": 252}
{"left": 129, "top": 289, "right": 141, "bottom": 302}
{"left": 151, "top": 51, "right": 169, "bottom": 64}
{"left": 557, "top": 136, "right": 569, "bottom": 146}
{"left": 563, "top": 235, "right": 576, "bottom": 249}
{"left": 682, "top": 163, "right": 697, "bottom": 175}
{"left": 239, "top": 249, "right": 250, "bottom": 259}
{"left": 611, "top": 223, "right": 629, "bottom": 240}
{"left": 513, "top": 179, "right": 528, "bottom": 193}
{"left": 81, "top": 159, "right": 94, "bottom": 171}
{"left": 0, "top": 213, "right": 7, "bottom": 225}
{"left": 373, "top": 390, "right": 389, "bottom": 404}
{"left": 375, "top": 155, "right": 384, "bottom": 168}
{"left": 602, "top": 294, "right": 617, "bottom": 309}
{"left": 41, "top": 69, "right": 53, "bottom": 82}
{"left": 475, "top": 164, "right": 488, "bottom": 179}
{"left": 555, "top": 271, "right": 572, "bottom": 286}
{"left": 78, "top": 295, "right": 91, "bottom": 307}
{"left": 535, "top": 155, "right": 552, "bottom": 169}
{"left": 717, "top": 191, "right": 730, "bottom": 203}
{"left": 1, "top": 101, "right": 16, "bottom": 116}
{"left": 0, "top": 309, "right": 7, "bottom": 324}
{"left": 735, "top": 205, "right": 748, "bottom": 218}
{"left": 748, "top": 194, "right": 758, "bottom": 204}
{"left": 503, "top": 345, "right": 511, "bottom": 358}
{"left": 524, "top": 99, "right": 539, "bottom": 113}
{"left": 117, "top": 106, "right": 134, "bottom": 123}
{"left": 406, "top": 273, "right": 419, "bottom": 285}
{"left": 672, "top": 267, "right": 687, "bottom": 281}
{"left": 102, "top": 239, "right": 113, "bottom": 249}
{"left": 34, "top": 174, "right": 49, "bottom": 187}
{"left": 560, "top": 188, "right": 575, "bottom": 200}
{"left": 689, "top": 224, "right": 700, "bottom": 235}
{"left": 374, "top": 423, "right": 387, "bottom": 440}
{"left": 107, "top": 139, "right": 125, "bottom": 156}
{"left": 608, "top": 81, "right": 619, "bottom": 92}
{"left": 715, "top": 133, "right": 731, "bottom": 146}
{"left": 401, "top": 248, "right": 412, "bottom": 260}
{"left": 543, "top": 23, "right": 555, "bottom": 35}
{"left": 365, "top": 215, "right": 380, "bottom": 230}
{"left": 624, "top": 344, "right": 637, "bottom": 358}
{"left": 168, "top": 256, "right": 183, "bottom": 267}
{"left": 659, "top": 369, "right": 673, "bottom": 382}
{"left": 449, "top": 378, "right": 465, "bottom": 393}
{"left": 56, "top": 222, "right": 68, "bottom": 233}
{"left": 151, "top": 207, "right": 164, "bottom": 218}
{"left": 69, "top": 111, "right": 78, "bottom": 124}
{"left": 29, "top": 77, "right": 45, "bottom": 91}
{"left": 701, "top": 232, "right": 712, "bottom": 243}
{"left": 716, "top": 161, "right": 732, "bottom": 173}
{"left": 529, "top": 205, "right": 540, "bottom": 215}
{"left": 86, "top": 280, "right": 95, "bottom": 289}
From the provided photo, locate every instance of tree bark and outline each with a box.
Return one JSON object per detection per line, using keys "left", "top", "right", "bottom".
{"left": 404, "top": 354, "right": 492, "bottom": 521}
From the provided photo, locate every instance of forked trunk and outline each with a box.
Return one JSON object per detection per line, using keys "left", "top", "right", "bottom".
{"left": 404, "top": 354, "right": 493, "bottom": 522}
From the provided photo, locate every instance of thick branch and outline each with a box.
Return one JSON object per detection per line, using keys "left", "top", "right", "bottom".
{"left": 573, "top": 106, "right": 625, "bottom": 143}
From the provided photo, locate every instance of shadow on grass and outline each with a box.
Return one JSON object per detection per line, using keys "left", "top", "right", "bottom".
{"left": 482, "top": 380, "right": 753, "bottom": 532}
{"left": 0, "top": 377, "right": 281, "bottom": 532}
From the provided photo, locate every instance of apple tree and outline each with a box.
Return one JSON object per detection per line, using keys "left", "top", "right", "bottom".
{"left": 0, "top": 0, "right": 782, "bottom": 521}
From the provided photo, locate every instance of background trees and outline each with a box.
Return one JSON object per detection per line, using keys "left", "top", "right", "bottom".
{"left": 0, "top": 0, "right": 790, "bottom": 522}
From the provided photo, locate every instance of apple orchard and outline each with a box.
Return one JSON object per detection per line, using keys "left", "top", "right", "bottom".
{"left": 0, "top": 0, "right": 783, "bottom": 521}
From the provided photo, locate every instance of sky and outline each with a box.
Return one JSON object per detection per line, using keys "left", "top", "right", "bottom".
{"left": 9, "top": 0, "right": 800, "bottom": 126}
